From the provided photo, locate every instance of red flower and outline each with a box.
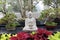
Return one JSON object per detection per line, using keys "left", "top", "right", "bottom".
{"left": 17, "top": 32, "right": 30, "bottom": 40}
{"left": 36, "top": 28, "right": 52, "bottom": 40}
{"left": 37, "top": 28, "right": 46, "bottom": 34}
{"left": 45, "top": 31, "right": 52, "bottom": 35}
{"left": 10, "top": 36, "right": 17, "bottom": 40}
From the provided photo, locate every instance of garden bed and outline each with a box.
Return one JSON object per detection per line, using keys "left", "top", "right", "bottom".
{"left": 1, "top": 28, "right": 60, "bottom": 40}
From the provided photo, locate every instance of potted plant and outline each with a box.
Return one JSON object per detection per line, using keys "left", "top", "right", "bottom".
{"left": 38, "top": 8, "right": 54, "bottom": 25}
{"left": 0, "top": 12, "right": 19, "bottom": 30}
{"left": 45, "top": 21, "right": 57, "bottom": 29}
{"left": 5, "top": 13, "right": 19, "bottom": 30}
{"left": 6, "top": 21, "right": 19, "bottom": 30}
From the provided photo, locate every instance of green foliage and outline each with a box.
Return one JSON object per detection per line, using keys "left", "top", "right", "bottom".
{"left": 31, "top": 32, "right": 36, "bottom": 35}
{"left": 57, "top": 0, "right": 60, "bottom": 4}
{"left": 43, "top": 0, "right": 52, "bottom": 6}
{"left": 0, "top": 0, "right": 5, "bottom": 4}
{"left": 0, "top": 33, "right": 17, "bottom": 40}
{"left": 49, "top": 13, "right": 57, "bottom": 19}
{"left": 0, "top": 0, "right": 19, "bottom": 27}
{"left": 43, "top": 0, "right": 60, "bottom": 17}
{"left": 43, "top": 0, "right": 60, "bottom": 6}
{"left": 0, "top": 12, "right": 19, "bottom": 28}
{"left": 45, "top": 21, "right": 57, "bottom": 26}
{"left": 0, "top": 0, "right": 6, "bottom": 11}
{"left": 6, "top": 21, "right": 19, "bottom": 28}
{"left": 39, "top": 8, "right": 54, "bottom": 20}
{"left": 48, "top": 32, "right": 60, "bottom": 40}
{"left": 0, "top": 1, "right": 2, "bottom": 4}
{"left": 0, "top": 33, "right": 11, "bottom": 40}
{"left": 0, "top": 12, "right": 16, "bottom": 24}
{"left": 39, "top": 8, "right": 60, "bottom": 21}
{"left": 54, "top": 8, "right": 60, "bottom": 14}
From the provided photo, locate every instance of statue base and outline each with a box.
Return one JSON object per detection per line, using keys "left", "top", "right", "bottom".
{"left": 23, "top": 26, "right": 38, "bottom": 31}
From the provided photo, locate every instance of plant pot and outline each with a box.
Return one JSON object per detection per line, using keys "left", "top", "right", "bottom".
{"left": 6, "top": 27, "right": 16, "bottom": 30}
{"left": 45, "top": 25, "right": 56, "bottom": 29}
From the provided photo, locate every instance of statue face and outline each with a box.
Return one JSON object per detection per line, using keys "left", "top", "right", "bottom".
{"left": 27, "top": 11, "right": 33, "bottom": 18}
{"left": 28, "top": 14, "right": 32, "bottom": 18}
{"left": 28, "top": 13, "right": 32, "bottom": 18}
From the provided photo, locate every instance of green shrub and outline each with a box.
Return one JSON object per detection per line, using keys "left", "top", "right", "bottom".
{"left": 48, "top": 32, "right": 60, "bottom": 40}
{"left": 45, "top": 22, "right": 57, "bottom": 26}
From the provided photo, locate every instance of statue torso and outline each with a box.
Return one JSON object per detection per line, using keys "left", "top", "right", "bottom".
{"left": 25, "top": 18, "right": 36, "bottom": 27}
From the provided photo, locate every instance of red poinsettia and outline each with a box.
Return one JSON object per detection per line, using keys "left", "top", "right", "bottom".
{"left": 37, "top": 28, "right": 52, "bottom": 35}
{"left": 37, "top": 28, "right": 46, "bottom": 34}
{"left": 31, "top": 28, "right": 53, "bottom": 40}
{"left": 17, "top": 32, "right": 30, "bottom": 40}
{"left": 10, "top": 36, "right": 18, "bottom": 40}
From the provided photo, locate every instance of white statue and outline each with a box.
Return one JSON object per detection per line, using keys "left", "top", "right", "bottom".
{"left": 23, "top": 11, "right": 38, "bottom": 31}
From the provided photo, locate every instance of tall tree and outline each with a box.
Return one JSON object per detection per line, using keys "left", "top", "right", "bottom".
{"left": 28, "top": 0, "right": 33, "bottom": 11}
{"left": 18, "top": 0, "right": 26, "bottom": 18}
{"left": 18, "top": 0, "right": 33, "bottom": 18}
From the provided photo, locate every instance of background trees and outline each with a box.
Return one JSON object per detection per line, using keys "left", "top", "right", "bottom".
{"left": 43, "top": 0, "right": 60, "bottom": 16}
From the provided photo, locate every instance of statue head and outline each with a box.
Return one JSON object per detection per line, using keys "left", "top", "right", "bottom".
{"left": 28, "top": 11, "right": 33, "bottom": 18}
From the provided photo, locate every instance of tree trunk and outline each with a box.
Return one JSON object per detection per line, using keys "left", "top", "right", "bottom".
{"left": 18, "top": 0, "right": 26, "bottom": 18}
{"left": 28, "top": 0, "right": 33, "bottom": 11}
{"left": 18, "top": 0, "right": 33, "bottom": 18}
